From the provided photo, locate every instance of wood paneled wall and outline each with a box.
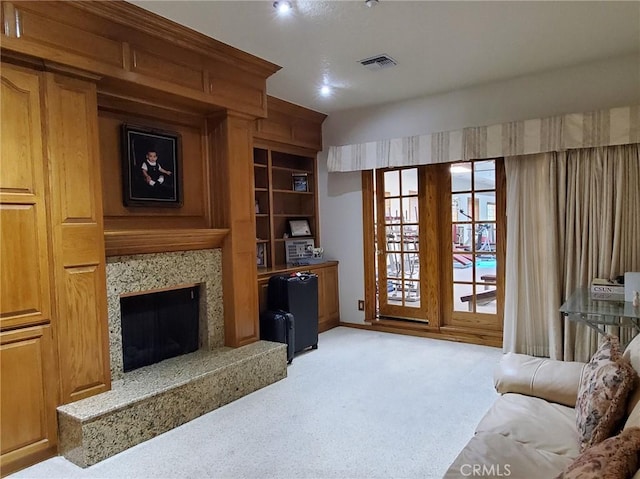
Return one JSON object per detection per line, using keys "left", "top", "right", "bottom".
{"left": 97, "top": 94, "right": 212, "bottom": 231}
{"left": 1, "top": 1, "right": 326, "bottom": 473}
{"left": 1, "top": 62, "right": 111, "bottom": 474}
{"left": 1, "top": 1, "right": 280, "bottom": 117}
{"left": 255, "top": 96, "right": 326, "bottom": 152}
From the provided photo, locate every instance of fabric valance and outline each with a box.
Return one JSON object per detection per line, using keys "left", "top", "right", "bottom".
{"left": 327, "top": 105, "right": 640, "bottom": 172}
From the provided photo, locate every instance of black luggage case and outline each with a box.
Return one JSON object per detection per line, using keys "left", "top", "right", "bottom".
{"left": 260, "top": 310, "right": 295, "bottom": 364}
{"left": 268, "top": 273, "right": 318, "bottom": 353}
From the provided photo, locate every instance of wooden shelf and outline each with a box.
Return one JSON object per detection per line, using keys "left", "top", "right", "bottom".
{"left": 256, "top": 260, "right": 338, "bottom": 278}
{"left": 274, "top": 237, "right": 315, "bottom": 243}
{"left": 271, "top": 165, "right": 313, "bottom": 174}
{"left": 272, "top": 189, "right": 313, "bottom": 195}
{"left": 252, "top": 145, "right": 318, "bottom": 268}
{"left": 104, "top": 228, "right": 229, "bottom": 256}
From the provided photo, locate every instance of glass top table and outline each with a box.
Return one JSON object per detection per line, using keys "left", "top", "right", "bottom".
{"left": 560, "top": 288, "right": 640, "bottom": 337}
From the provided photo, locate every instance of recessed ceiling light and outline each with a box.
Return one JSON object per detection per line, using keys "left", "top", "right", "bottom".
{"left": 365, "top": 0, "right": 379, "bottom": 7}
{"left": 320, "top": 85, "right": 332, "bottom": 97}
{"left": 273, "top": 1, "right": 292, "bottom": 14}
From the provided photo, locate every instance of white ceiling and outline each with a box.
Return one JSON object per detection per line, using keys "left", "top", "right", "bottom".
{"left": 131, "top": 1, "right": 640, "bottom": 115}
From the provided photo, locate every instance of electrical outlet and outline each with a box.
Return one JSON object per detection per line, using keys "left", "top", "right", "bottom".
{"left": 358, "top": 300, "right": 365, "bottom": 311}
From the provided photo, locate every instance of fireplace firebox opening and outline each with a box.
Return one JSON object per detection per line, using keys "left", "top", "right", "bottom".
{"left": 120, "top": 285, "right": 200, "bottom": 372}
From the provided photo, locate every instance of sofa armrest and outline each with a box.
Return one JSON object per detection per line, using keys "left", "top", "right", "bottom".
{"left": 494, "top": 353, "right": 586, "bottom": 407}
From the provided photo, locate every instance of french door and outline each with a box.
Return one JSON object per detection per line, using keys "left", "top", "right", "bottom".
{"left": 443, "top": 160, "right": 504, "bottom": 333}
{"left": 368, "top": 160, "right": 504, "bottom": 342}
{"left": 375, "top": 167, "right": 428, "bottom": 321}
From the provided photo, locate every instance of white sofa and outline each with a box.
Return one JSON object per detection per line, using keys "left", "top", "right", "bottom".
{"left": 444, "top": 334, "right": 640, "bottom": 479}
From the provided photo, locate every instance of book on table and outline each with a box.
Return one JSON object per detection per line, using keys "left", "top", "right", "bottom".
{"left": 590, "top": 278, "right": 624, "bottom": 300}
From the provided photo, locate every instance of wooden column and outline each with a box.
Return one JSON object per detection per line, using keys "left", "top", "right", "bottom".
{"left": 208, "top": 112, "right": 259, "bottom": 347}
{"left": 44, "top": 71, "right": 111, "bottom": 403}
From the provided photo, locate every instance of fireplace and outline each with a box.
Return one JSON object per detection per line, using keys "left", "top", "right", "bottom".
{"left": 106, "top": 249, "right": 224, "bottom": 380}
{"left": 60, "top": 248, "right": 288, "bottom": 468}
{"left": 121, "top": 286, "right": 200, "bottom": 372}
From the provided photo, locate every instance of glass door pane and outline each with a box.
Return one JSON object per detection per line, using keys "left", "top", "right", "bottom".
{"left": 450, "top": 160, "right": 497, "bottom": 314}
{"left": 376, "top": 168, "right": 425, "bottom": 318}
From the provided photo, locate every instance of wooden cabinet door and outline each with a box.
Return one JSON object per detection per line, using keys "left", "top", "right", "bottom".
{"left": 316, "top": 268, "right": 328, "bottom": 331}
{"left": 0, "top": 326, "right": 58, "bottom": 475}
{"left": 0, "top": 63, "right": 59, "bottom": 475}
{"left": 0, "top": 63, "right": 51, "bottom": 331}
{"left": 44, "top": 72, "right": 111, "bottom": 403}
{"left": 315, "top": 265, "right": 340, "bottom": 333}
{"left": 323, "top": 265, "right": 340, "bottom": 328}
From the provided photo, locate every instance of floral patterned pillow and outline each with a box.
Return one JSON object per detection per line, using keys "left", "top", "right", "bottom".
{"left": 575, "top": 335, "right": 638, "bottom": 452}
{"left": 555, "top": 427, "right": 640, "bottom": 479}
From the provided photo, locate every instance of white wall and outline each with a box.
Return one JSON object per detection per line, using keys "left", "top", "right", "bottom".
{"left": 318, "top": 54, "right": 640, "bottom": 324}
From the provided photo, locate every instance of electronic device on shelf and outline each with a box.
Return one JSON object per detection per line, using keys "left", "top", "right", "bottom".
{"left": 285, "top": 238, "right": 315, "bottom": 265}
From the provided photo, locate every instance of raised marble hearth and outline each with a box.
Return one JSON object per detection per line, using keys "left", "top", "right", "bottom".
{"left": 58, "top": 341, "right": 287, "bottom": 467}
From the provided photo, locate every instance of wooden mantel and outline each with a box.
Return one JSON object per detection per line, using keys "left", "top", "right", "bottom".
{"left": 104, "top": 229, "right": 229, "bottom": 257}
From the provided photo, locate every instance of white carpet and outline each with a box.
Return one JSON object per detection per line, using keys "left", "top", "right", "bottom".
{"left": 10, "top": 327, "right": 502, "bottom": 479}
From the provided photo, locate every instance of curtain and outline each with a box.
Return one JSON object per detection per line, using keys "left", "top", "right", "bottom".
{"left": 504, "top": 144, "right": 640, "bottom": 361}
{"left": 327, "top": 105, "right": 640, "bottom": 172}
{"left": 503, "top": 153, "right": 564, "bottom": 358}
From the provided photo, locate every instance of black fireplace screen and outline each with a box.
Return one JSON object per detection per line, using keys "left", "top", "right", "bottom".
{"left": 121, "top": 286, "right": 199, "bottom": 372}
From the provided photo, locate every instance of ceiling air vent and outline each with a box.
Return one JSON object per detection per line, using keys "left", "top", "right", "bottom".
{"left": 359, "top": 54, "right": 397, "bottom": 71}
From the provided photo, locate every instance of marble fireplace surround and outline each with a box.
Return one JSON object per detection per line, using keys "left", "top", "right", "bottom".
{"left": 57, "top": 248, "right": 287, "bottom": 467}
{"left": 106, "top": 249, "right": 224, "bottom": 381}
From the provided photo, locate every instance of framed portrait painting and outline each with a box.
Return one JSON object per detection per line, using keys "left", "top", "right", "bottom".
{"left": 121, "top": 124, "right": 182, "bottom": 207}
